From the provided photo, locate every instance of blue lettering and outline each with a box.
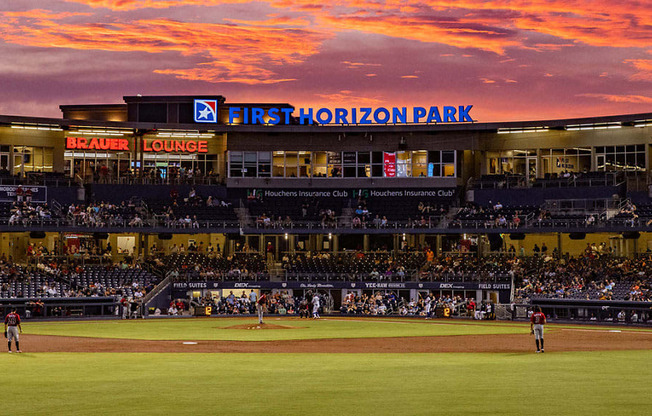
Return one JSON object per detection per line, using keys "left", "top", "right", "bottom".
{"left": 427, "top": 107, "right": 442, "bottom": 123}
{"left": 374, "top": 107, "right": 390, "bottom": 124}
{"left": 360, "top": 108, "right": 372, "bottom": 124}
{"left": 252, "top": 108, "right": 265, "bottom": 124}
{"left": 413, "top": 107, "right": 426, "bottom": 123}
{"left": 267, "top": 108, "right": 280, "bottom": 125}
{"left": 316, "top": 108, "right": 333, "bottom": 124}
{"left": 281, "top": 108, "right": 293, "bottom": 124}
{"left": 299, "top": 108, "right": 313, "bottom": 125}
{"left": 351, "top": 108, "right": 357, "bottom": 124}
{"left": 458, "top": 105, "right": 473, "bottom": 122}
{"left": 334, "top": 108, "right": 348, "bottom": 124}
{"left": 443, "top": 106, "right": 457, "bottom": 122}
{"left": 228, "top": 107, "right": 240, "bottom": 124}
{"left": 392, "top": 107, "right": 407, "bottom": 124}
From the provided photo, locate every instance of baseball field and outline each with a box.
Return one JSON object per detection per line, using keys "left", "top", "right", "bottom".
{"left": 2, "top": 317, "right": 651, "bottom": 416}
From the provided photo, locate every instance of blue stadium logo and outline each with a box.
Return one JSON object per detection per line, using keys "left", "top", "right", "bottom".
{"left": 194, "top": 99, "right": 218, "bottom": 123}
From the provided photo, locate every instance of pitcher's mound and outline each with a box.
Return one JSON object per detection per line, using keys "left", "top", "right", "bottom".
{"left": 223, "top": 323, "right": 301, "bottom": 330}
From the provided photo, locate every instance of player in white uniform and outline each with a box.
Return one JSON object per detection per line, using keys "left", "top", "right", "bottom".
{"left": 311, "top": 293, "right": 320, "bottom": 319}
{"left": 424, "top": 294, "right": 432, "bottom": 319}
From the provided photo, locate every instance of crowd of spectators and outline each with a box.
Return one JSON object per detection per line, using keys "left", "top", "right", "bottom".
{"left": 7, "top": 202, "right": 56, "bottom": 225}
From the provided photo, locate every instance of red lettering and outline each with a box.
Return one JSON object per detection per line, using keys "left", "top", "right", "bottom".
{"left": 198, "top": 141, "right": 208, "bottom": 153}
{"left": 186, "top": 141, "right": 197, "bottom": 153}
{"left": 99, "top": 138, "right": 110, "bottom": 150}
{"left": 89, "top": 138, "right": 99, "bottom": 150}
{"left": 174, "top": 140, "right": 186, "bottom": 152}
{"left": 143, "top": 139, "right": 152, "bottom": 152}
{"left": 78, "top": 137, "right": 87, "bottom": 149}
{"left": 66, "top": 137, "right": 77, "bottom": 149}
{"left": 119, "top": 139, "right": 129, "bottom": 151}
{"left": 152, "top": 140, "right": 163, "bottom": 152}
{"left": 164, "top": 140, "right": 174, "bottom": 152}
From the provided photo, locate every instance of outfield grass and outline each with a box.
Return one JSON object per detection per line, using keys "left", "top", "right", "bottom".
{"left": 23, "top": 317, "right": 535, "bottom": 341}
{"left": 1, "top": 350, "right": 650, "bottom": 415}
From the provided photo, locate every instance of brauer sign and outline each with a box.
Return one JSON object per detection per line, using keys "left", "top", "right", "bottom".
{"left": 66, "top": 137, "right": 208, "bottom": 153}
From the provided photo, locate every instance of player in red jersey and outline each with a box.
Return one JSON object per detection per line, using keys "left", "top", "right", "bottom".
{"left": 4, "top": 307, "right": 23, "bottom": 353}
{"left": 530, "top": 306, "right": 547, "bottom": 353}
{"left": 257, "top": 292, "right": 268, "bottom": 324}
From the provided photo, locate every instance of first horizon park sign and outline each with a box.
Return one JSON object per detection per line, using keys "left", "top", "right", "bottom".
{"left": 194, "top": 99, "right": 474, "bottom": 125}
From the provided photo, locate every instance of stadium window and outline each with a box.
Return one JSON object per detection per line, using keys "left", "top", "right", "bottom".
{"left": 243, "top": 151, "right": 257, "bottom": 177}
{"left": 327, "top": 151, "right": 342, "bottom": 177}
{"left": 357, "top": 152, "right": 371, "bottom": 177}
{"left": 298, "top": 151, "right": 311, "bottom": 177}
{"left": 257, "top": 151, "right": 271, "bottom": 177}
{"left": 595, "top": 144, "right": 645, "bottom": 171}
{"left": 313, "top": 151, "right": 328, "bottom": 177}
{"left": 228, "top": 151, "right": 243, "bottom": 177}
{"left": 272, "top": 151, "right": 284, "bottom": 177}
{"left": 343, "top": 152, "right": 357, "bottom": 177}
{"left": 412, "top": 150, "right": 427, "bottom": 177}
{"left": 396, "top": 151, "right": 411, "bottom": 177}
{"left": 285, "top": 151, "right": 298, "bottom": 177}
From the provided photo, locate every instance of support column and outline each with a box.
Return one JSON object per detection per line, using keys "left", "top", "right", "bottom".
{"left": 332, "top": 235, "right": 339, "bottom": 252}
{"left": 557, "top": 232, "right": 562, "bottom": 258}
{"left": 363, "top": 234, "right": 370, "bottom": 251}
{"left": 435, "top": 235, "right": 443, "bottom": 255}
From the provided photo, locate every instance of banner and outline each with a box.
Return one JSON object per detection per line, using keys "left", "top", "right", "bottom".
{"left": 0, "top": 185, "right": 47, "bottom": 203}
{"left": 383, "top": 152, "right": 396, "bottom": 177}
{"left": 172, "top": 281, "right": 511, "bottom": 292}
{"left": 235, "top": 188, "right": 458, "bottom": 200}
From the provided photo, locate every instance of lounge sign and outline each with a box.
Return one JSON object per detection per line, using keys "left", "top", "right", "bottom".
{"left": 66, "top": 137, "right": 208, "bottom": 153}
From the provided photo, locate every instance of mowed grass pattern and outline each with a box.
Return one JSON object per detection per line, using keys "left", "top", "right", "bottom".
{"left": 1, "top": 351, "right": 650, "bottom": 415}
{"left": 24, "top": 317, "right": 534, "bottom": 341}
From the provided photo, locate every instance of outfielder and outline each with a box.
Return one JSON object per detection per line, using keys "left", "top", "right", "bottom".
{"left": 4, "top": 307, "right": 23, "bottom": 353}
{"left": 530, "top": 306, "right": 547, "bottom": 353}
{"left": 257, "top": 292, "right": 268, "bottom": 324}
{"left": 311, "top": 292, "right": 320, "bottom": 319}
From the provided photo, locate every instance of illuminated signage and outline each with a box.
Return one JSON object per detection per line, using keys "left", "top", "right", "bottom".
{"left": 227, "top": 105, "right": 473, "bottom": 125}
{"left": 194, "top": 99, "right": 218, "bottom": 123}
{"left": 66, "top": 137, "right": 208, "bottom": 153}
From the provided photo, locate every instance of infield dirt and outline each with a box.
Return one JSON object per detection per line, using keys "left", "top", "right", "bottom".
{"left": 19, "top": 326, "right": 652, "bottom": 353}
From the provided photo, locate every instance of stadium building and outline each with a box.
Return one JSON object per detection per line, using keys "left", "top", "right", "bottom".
{"left": 1, "top": 95, "right": 652, "bottom": 320}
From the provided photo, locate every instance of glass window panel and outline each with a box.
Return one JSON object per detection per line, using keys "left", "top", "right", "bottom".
{"left": 358, "top": 152, "right": 370, "bottom": 164}
{"left": 442, "top": 151, "right": 455, "bottom": 163}
{"left": 258, "top": 151, "right": 271, "bottom": 162}
{"left": 343, "top": 166, "right": 356, "bottom": 177}
{"left": 615, "top": 146, "right": 625, "bottom": 153}
{"left": 430, "top": 163, "right": 441, "bottom": 177}
{"left": 244, "top": 152, "right": 257, "bottom": 163}
{"left": 343, "top": 152, "right": 356, "bottom": 164}
{"left": 428, "top": 151, "right": 441, "bottom": 163}
{"left": 443, "top": 164, "right": 455, "bottom": 177}
{"left": 372, "top": 151, "right": 383, "bottom": 164}
{"left": 626, "top": 145, "right": 635, "bottom": 152}
{"left": 636, "top": 144, "right": 645, "bottom": 152}
{"left": 371, "top": 165, "right": 383, "bottom": 177}
{"left": 230, "top": 151, "right": 242, "bottom": 162}
{"left": 357, "top": 166, "right": 369, "bottom": 177}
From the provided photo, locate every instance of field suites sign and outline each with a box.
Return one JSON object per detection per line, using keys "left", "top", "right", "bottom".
{"left": 66, "top": 137, "right": 208, "bottom": 153}
{"left": 172, "top": 281, "right": 510, "bottom": 291}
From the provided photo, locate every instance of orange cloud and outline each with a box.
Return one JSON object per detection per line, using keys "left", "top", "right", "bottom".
{"left": 579, "top": 93, "right": 652, "bottom": 104}
{"left": 0, "top": 11, "right": 329, "bottom": 84}
{"left": 624, "top": 59, "right": 652, "bottom": 81}
{"left": 314, "top": 91, "right": 384, "bottom": 106}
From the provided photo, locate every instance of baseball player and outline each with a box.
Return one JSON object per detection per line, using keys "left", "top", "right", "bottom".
{"left": 424, "top": 293, "right": 432, "bottom": 319}
{"left": 4, "top": 307, "right": 23, "bottom": 353}
{"left": 530, "top": 306, "right": 547, "bottom": 353}
{"left": 311, "top": 292, "right": 320, "bottom": 319}
{"left": 256, "top": 292, "right": 268, "bottom": 324}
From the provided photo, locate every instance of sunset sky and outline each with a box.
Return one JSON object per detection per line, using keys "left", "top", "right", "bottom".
{"left": 1, "top": 0, "right": 652, "bottom": 121}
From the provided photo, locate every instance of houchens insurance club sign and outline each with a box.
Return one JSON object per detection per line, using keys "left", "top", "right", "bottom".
{"left": 65, "top": 137, "right": 208, "bottom": 153}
